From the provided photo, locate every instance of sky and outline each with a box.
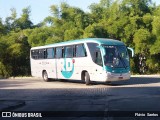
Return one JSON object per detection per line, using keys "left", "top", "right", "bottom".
{"left": 0, "top": 0, "right": 160, "bottom": 25}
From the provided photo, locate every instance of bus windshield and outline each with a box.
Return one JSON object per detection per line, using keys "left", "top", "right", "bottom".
{"left": 103, "top": 45, "right": 129, "bottom": 68}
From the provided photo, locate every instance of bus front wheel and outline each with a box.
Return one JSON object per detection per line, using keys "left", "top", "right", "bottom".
{"left": 43, "top": 71, "right": 49, "bottom": 82}
{"left": 85, "top": 72, "right": 90, "bottom": 85}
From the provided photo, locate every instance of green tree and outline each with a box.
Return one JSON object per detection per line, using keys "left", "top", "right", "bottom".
{"left": 150, "top": 16, "right": 160, "bottom": 54}
{"left": 83, "top": 23, "right": 108, "bottom": 38}
{"left": 133, "top": 28, "right": 151, "bottom": 54}
{"left": 5, "top": 7, "right": 33, "bottom": 32}
{"left": 26, "top": 27, "right": 52, "bottom": 47}
{"left": 3, "top": 31, "right": 30, "bottom": 76}
{"left": 16, "top": 6, "right": 33, "bottom": 29}
{"left": 44, "top": 2, "right": 88, "bottom": 41}
{"left": 0, "top": 0, "right": 160, "bottom": 77}
{"left": 0, "top": 18, "right": 6, "bottom": 35}
{"left": 0, "top": 37, "right": 11, "bottom": 77}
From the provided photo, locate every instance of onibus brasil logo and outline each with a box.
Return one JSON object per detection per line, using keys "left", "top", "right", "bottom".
{"left": 61, "top": 58, "right": 75, "bottom": 78}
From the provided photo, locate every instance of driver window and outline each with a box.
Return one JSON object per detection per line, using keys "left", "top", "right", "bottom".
{"left": 95, "top": 51, "right": 103, "bottom": 66}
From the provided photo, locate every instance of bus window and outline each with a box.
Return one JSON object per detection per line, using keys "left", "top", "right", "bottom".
{"left": 56, "top": 47, "right": 64, "bottom": 58}
{"left": 95, "top": 51, "right": 103, "bottom": 66}
{"left": 32, "top": 50, "right": 39, "bottom": 59}
{"left": 65, "top": 46, "right": 74, "bottom": 58}
{"left": 35, "top": 50, "right": 39, "bottom": 59}
{"left": 38, "top": 49, "right": 44, "bottom": 59}
{"left": 47, "top": 48, "right": 54, "bottom": 59}
{"left": 75, "top": 44, "right": 86, "bottom": 57}
{"left": 87, "top": 43, "right": 102, "bottom": 66}
{"left": 87, "top": 43, "right": 98, "bottom": 61}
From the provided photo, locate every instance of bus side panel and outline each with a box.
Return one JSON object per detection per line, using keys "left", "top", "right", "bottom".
{"left": 56, "top": 56, "right": 105, "bottom": 81}
{"left": 56, "top": 58, "right": 65, "bottom": 79}
{"left": 31, "top": 58, "right": 57, "bottom": 79}
{"left": 71, "top": 57, "right": 105, "bottom": 82}
{"left": 71, "top": 57, "right": 92, "bottom": 80}
{"left": 42, "top": 59, "right": 57, "bottom": 79}
{"left": 30, "top": 59, "right": 42, "bottom": 77}
{"left": 55, "top": 57, "right": 94, "bottom": 80}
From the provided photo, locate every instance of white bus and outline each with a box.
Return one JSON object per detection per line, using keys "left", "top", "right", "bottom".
{"left": 30, "top": 38, "right": 134, "bottom": 85}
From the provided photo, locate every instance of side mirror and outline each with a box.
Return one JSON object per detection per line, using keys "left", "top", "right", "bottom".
{"left": 127, "top": 47, "right": 134, "bottom": 57}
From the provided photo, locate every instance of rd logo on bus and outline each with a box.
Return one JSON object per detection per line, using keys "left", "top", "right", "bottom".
{"left": 61, "top": 58, "right": 74, "bottom": 78}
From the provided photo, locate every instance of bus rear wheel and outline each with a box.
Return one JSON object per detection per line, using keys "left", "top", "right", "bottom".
{"left": 84, "top": 72, "right": 90, "bottom": 85}
{"left": 43, "top": 71, "right": 49, "bottom": 82}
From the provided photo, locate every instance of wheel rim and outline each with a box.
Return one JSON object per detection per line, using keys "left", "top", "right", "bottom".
{"left": 84, "top": 74, "right": 87, "bottom": 81}
{"left": 44, "top": 72, "right": 48, "bottom": 80}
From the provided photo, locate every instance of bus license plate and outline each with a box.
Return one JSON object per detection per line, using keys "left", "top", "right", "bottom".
{"left": 119, "top": 77, "right": 123, "bottom": 79}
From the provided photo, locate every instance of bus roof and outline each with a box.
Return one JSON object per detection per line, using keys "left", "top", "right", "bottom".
{"left": 31, "top": 38, "right": 124, "bottom": 49}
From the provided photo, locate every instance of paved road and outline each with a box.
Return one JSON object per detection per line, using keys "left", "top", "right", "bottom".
{"left": 0, "top": 75, "right": 160, "bottom": 120}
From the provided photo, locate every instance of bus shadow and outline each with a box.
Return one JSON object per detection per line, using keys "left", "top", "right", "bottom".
{"left": 50, "top": 79, "right": 85, "bottom": 84}
{"left": 108, "top": 77, "right": 160, "bottom": 86}
{"left": 50, "top": 77, "right": 160, "bottom": 86}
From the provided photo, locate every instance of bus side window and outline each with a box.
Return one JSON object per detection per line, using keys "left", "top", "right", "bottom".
{"left": 47, "top": 48, "right": 54, "bottom": 59}
{"left": 35, "top": 50, "right": 39, "bottom": 59}
{"left": 56, "top": 47, "right": 64, "bottom": 58}
{"left": 31, "top": 50, "right": 35, "bottom": 59}
{"left": 87, "top": 43, "right": 99, "bottom": 62}
{"left": 65, "top": 46, "right": 74, "bottom": 58}
{"left": 87, "top": 43, "right": 103, "bottom": 66}
{"left": 75, "top": 44, "right": 86, "bottom": 57}
{"left": 38, "top": 49, "right": 44, "bottom": 59}
{"left": 37, "top": 49, "right": 46, "bottom": 59}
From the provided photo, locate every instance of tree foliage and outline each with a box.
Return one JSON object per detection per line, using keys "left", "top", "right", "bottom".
{"left": 0, "top": 0, "right": 160, "bottom": 77}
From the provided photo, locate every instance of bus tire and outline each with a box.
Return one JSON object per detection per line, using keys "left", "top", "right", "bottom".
{"left": 43, "top": 71, "right": 49, "bottom": 82}
{"left": 85, "top": 72, "right": 90, "bottom": 85}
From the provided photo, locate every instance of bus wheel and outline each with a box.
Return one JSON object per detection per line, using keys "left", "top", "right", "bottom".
{"left": 85, "top": 72, "right": 90, "bottom": 85}
{"left": 43, "top": 71, "right": 49, "bottom": 82}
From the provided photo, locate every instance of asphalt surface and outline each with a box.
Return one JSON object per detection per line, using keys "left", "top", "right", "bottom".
{"left": 0, "top": 75, "right": 160, "bottom": 120}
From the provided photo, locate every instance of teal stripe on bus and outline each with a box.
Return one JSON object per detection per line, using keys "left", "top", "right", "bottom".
{"left": 45, "top": 38, "right": 124, "bottom": 47}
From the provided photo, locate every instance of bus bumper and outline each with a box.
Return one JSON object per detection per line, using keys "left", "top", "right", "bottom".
{"left": 105, "top": 72, "right": 130, "bottom": 82}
